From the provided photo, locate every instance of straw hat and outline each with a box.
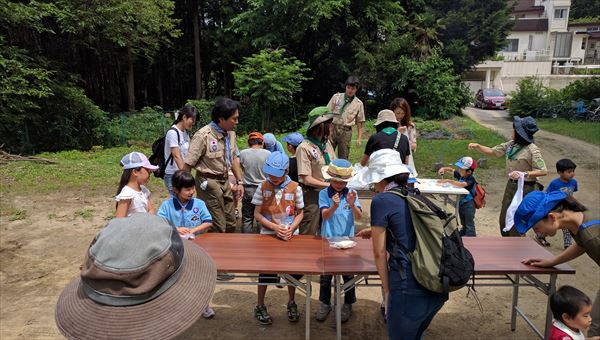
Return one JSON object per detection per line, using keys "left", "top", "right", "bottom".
{"left": 374, "top": 109, "right": 399, "bottom": 126}
{"left": 321, "top": 159, "right": 356, "bottom": 182}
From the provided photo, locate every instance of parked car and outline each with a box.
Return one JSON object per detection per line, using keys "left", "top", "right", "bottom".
{"left": 474, "top": 88, "right": 507, "bottom": 109}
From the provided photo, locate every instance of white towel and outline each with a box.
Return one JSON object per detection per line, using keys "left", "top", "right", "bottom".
{"left": 504, "top": 172, "right": 525, "bottom": 232}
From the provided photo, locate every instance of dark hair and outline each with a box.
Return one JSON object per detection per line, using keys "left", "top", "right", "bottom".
{"left": 174, "top": 105, "right": 198, "bottom": 124}
{"left": 307, "top": 121, "right": 331, "bottom": 142}
{"left": 550, "top": 285, "right": 592, "bottom": 323}
{"left": 390, "top": 97, "right": 414, "bottom": 127}
{"left": 172, "top": 170, "right": 195, "bottom": 191}
{"left": 375, "top": 121, "right": 399, "bottom": 132}
{"left": 556, "top": 158, "right": 577, "bottom": 173}
{"left": 383, "top": 173, "right": 409, "bottom": 186}
{"left": 512, "top": 124, "right": 532, "bottom": 146}
{"left": 248, "top": 138, "right": 263, "bottom": 146}
{"left": 345, "top": 75, "right": 360, "bottom": 87}
{"left": 286, "top": 143, "right": 298, "bottom": 152}
{"left": 115, "top": 168, "right": 140, "bottom": 208}
{"left": 211, "top": 97, "right": 240, "bottom": 124}
{"left": 550, "top": 195, "right": 588, "bottom": 213}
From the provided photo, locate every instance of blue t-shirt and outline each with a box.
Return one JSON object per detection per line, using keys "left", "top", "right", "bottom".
{"left": 319, "top": 187, "right": 361, "bottom": 238}
{"left": 453, "top": 170, "right": 476, "bottom": 205}
{"left": 546, "top": 178, "right": 578, "bottom": 196}
{"left": 370, "top": 192, "right": 420, "bottom": 290}
{"left": 157, "top": 197, "right": 212, "bottom": 234}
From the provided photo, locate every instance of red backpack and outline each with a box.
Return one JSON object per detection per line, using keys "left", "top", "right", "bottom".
{"left": 473, "top": 183, "right": 486, "bottom": 209}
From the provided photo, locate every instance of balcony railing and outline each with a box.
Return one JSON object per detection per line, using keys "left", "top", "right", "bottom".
{"left": 498, "top": 49, "right": 552, "bottom": 62}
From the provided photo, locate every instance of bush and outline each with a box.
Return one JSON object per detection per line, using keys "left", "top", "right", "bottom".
{"left": 186, "top": 99, "right": 213, "bottom": 127}
{"left": 562, "top": 77, "right": 600, "bottom": 103}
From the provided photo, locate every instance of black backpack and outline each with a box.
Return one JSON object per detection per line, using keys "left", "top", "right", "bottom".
{"left": 149, "top": 127, "right": 179, "bottom": 179}
{"left": 386, "top": 187, "right": 475, "bottom": 299}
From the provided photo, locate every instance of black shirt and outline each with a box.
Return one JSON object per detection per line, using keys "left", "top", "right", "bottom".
{"left": 288, "top": 157, "right": 299, "bottom": 183}
{"left": 364, "top": 131, "right": 411, "bottom": 163}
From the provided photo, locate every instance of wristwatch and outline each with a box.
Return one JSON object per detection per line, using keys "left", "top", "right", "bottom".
{"left": 524, "top": 171, "right": 529, "bottom": 178}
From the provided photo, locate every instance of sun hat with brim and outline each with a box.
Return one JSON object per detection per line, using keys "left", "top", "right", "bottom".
{"left": 263, "top": 151, "right": 289, "bottom": 177}
{"left": 455, "top": 156, "right": 477, "bottom": 170}
{"left": 513, "top": 116, "right": 539, "bottom": 144}
{"left": 307, "top": 106, "right": 334, "bottom": 130}
{"left": 348, "top": 149, "right": 410, "bottom": 189}
{"left": 120, "top": 151, "right": 159, "bottom": 171}
{"left": 282, "top": 132, "right": 304, "bottom": 147}
{"left": 374, "top": 109, "right": 399, "bottom": 126}
{"left": 55, "top": 213, "right": 217, "bottom": 340}
{"left": 514, "top": 191, "right": 567, "bottom": 234}
{"left": 322, "top": 159, "right": 356, "bottom": 182}
{"left": 248, "top": 131, "right": 264, "bottom": 142}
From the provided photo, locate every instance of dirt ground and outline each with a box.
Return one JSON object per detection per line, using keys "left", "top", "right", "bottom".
{"left": 1, "top": 108, "right": 598, "bottom": 339}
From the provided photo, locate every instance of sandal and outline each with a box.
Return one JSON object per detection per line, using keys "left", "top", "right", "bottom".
{"left": 287, "top": 301, "right": 300, "bottom": 322}
{"left": 254, "top": 305, "right": 272, "bottom": 325}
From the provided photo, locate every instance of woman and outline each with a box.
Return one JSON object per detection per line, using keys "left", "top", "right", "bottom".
{"left": 390, "top": 98, "right": 417, "bottom": 152}
{"left": 296, "top": 106, "right": 336, "bottom": 236}
{"left": 517, "top": 191, "right": 599, "bottom": 337}
{"left": 468, "top": 116, "right": 547, "bottom": 237}
{"left": 359, "top": 109, "right": 410, "bottom": 166}
{"left": 164, "top": 105, "right": 198, "bottom": 195}
{"left": 351, "top": 149, "right": 446, "bottom": 340}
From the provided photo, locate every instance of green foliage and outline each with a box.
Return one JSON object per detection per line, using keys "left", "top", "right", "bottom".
{"left": 537, "top": 118, "right": 600, "bottom": 146}
{"left": 186, "top": 99, "right": 214, "bottom": 127}
{"left": 508, "top": 77, "right": 550, "bottom": 117}
{"left": 569, "top": 16, "right": 600, "bottom": 24}
{"left": 562, "top": 78, "right": 600, "bottom": 102}
{"left": 570, "top": 0, "right": 600, "bottom": 20}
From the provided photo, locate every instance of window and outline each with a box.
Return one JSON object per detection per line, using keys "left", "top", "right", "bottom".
{"left": 554, "top": 8, "right": 567, "bottom": 19}
{"left": 502, "top": 39, "right": 519, "bottom": 52}
{"left": 528, "top": 35, "right": 534, "bottom": 50}
{"left": 581, "top": 38, "right": 587, "bottom": 50}
{"left": 554, "top": 33, "right": 572, "bottom": 58}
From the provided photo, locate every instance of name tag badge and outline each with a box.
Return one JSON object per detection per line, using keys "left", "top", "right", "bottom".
{"left": 263, "top": 190, "right": 272, "bottom": 198}
{"left": 285, "top": 193, "right": 294, "bottom": 201}
{"left": 210, "top": 140, "right": 218, "bottom": 152}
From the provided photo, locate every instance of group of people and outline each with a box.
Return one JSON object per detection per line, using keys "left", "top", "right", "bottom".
{"left": 63, "top": 77, "right": 598, "bottom": 340}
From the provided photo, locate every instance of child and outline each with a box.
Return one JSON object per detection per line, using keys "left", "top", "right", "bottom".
{"left": 115, "top": 152, "right": 158, "bottom": 217}
{"left": 251, "top": 151, "right": 304, "bottom": 325}
{"left": 549, "top": 285, "right": 592, "bottom": 340}
{"left": 157, "top": 170, "right": 216, "bottom": 318}
{"left": 282, "top": 132, "right": 304, "bottom": 183}
{"left": 263, "top": 133, "right": 285, "bottom": 153}
{"left": 546, "top": 159, "right": 578, "bottom": 249}
{"left": 239, "top": 132, "right": 271, "bottom": 233}
{"left": 437, "top": 156, "right": 478, "bottom": 236}
{"left": 316, "top": 159, "right": 362, "bottom": 323}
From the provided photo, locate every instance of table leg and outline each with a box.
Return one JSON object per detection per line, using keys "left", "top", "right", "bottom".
{"left": 455, "top": 196, "right": 461, "bottom": 225}
{"left": 511, "top": 274, "right": 520, "bottom": 331}
{"left": 335, "top": 275, "right": 342, "bottom": 340}
{"left": 544, "top": 274, "right": 557, "bottom": 340}
{"left": 305, "top": 274, "right": 312, "bottom": 340}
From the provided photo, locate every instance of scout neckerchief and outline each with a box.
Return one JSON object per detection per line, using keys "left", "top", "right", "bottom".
{"left": 327, "top": 186, "right": 349, "bottom": 198}
{"left": 506, "top": 142, "right": 525, "bottom": 160}
{"left": 339, "top": 94, "right": 355, "bottom": 117}
{"left": 382, "top": 127, "right": 396, "bottom": 135}
{"left": 209, "top": 121, "right": 232, "bottom": 167}
{"left": 306, "top": 136, "right": 331, "bottom": 165}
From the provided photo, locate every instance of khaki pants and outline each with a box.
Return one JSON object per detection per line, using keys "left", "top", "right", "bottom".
{"left": 330, "top": 124, "right": 353, "bottom": 160}
{"left": 299, "top": 188, "right": 321, "bottom": 236}
{"left": 196, "top": 177, "right": 237, "bottom": 233}
{"left": 590, "top": 289, "right": 600, "bottom": 337}
{"left": 499, "top": 180, "right": 539, "bottom": 236}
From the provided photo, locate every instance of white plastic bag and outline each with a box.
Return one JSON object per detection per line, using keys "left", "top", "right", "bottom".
{"left": 504, "top": 172, "right": 525, "bottom": 232}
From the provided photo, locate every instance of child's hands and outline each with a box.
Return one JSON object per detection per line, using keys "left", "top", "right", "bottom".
{"left": 347, "top": 190, "right": 357, "bottom": 207}
{"left": 468, "top": 143, "right": 480, "bottom": 150}
{"left": 521, "top": 257, "right": 553, "bottom": 267}
{"left": 276, "top": 224, "right": 292, "bottom": 241}
{"left": 437, "top": 179, "right": 449, "bottom": 184}
{"left": 398, "top": 126, "right": 407, "bottom": 134}
{"left": 176, "top": 227, "right": 192, "bottom": 236}
{"left": 355, "top": 227, "right": 372, "bottom": 239}
{"left": 332, "top": 193, "right": 341, "bottom": 206}
{"left": 437, "top": 168, "right": 445, "bottom": 176}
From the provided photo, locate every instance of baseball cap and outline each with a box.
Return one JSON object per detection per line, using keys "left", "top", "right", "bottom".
{"left": 263, "top": 151, "right": 289, "bottom": 177}
{"left": 455, "top": 157, "right": 477, "bottom": 170}
{"left": 514, "top": 191, "right": 568, "bottom": 234}
{"left": 282, "top": 132, "right": 304, "bottom": 147}
{"left": 120, "top": 152, "right": 159, "bottom": 171}
{"left": 248, "top": 132, "right": 264, "bottom": 142}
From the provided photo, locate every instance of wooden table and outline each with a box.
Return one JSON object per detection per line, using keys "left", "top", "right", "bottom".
{"left": 193, "top": 234, "right": 575, "bottom": 340}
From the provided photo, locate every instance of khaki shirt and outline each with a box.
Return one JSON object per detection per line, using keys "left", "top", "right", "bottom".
{"left": 327, "top": 93, "right": 365, "bottom": 127}
{"left": 572, "top": 212, "right": 600, "bottom": 266}
{"left": 296, "top": 139, "right": 336, "bottom": 184}
{"left": 184, "top": 124, "right": 239, "bottom": 176}
{"left": 492, "top": 140, "right": 547, "bottom": 181}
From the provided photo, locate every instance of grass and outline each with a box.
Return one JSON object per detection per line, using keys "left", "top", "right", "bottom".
{"left": 536, "top": 118, "right": 600, "bottom": 146}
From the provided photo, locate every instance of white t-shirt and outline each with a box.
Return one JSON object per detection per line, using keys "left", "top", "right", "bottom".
{"left": 115, "top": 185, "right": 151, "bottom": 216}
{"left": 164, "top": 126, "right": 190, "bottom": 175}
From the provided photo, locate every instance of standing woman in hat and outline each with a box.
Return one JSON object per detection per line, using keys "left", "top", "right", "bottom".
{"left": 297, "top": 107, "right": 336, "bottom": 236}
{"left": 468, "top": 116, "right": 548, "bottom": 237}
{"left": 360, "top": 109, "right": 410, "bottom": 166}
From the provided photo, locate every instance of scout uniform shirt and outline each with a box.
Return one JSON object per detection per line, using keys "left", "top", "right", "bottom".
{"left": 491, "top": 140, "right": 547, "bottom": 181}
{"left": 296, "top": 139, "right": 336, "bottom": 187}
{"left": 571, "top": 212, "right": 600, "bottom": 266}
{"left": 326, "top": 93, "right": 366, "bottom": 127}
{"left": 184, "top": 124, "right": 239, "bottom": 177}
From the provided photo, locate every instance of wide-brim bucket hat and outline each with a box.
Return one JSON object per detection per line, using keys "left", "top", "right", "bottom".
{"left": 374, "top": 109, "right": 399, "bottom": 126}
{"left": 513, "top": 116, "right": 538, "bottom": 143}
{"left": 348, "top": 149, "right": 410, "bottom": 189}
{"left": 322, "top": 159, "right": 356, "bottom": 182}
{"left": 307, "top": 106, "right": 334, "bottom": 130}
{"left": 55, "top": 214, "right": 217, "bottom": 340}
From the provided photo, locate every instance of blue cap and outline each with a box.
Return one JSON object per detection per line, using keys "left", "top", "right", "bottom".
{"left": 263, "top": 151, "right": 289, "bottom": 177}
{"left": 282, "top": 132, "right": 304, "bottom": 147}
{"left": 514, "top": 191, "right": 568, "bottom": 234}
{"left": 263, "top": 133, "right": 277, "bottom": 147}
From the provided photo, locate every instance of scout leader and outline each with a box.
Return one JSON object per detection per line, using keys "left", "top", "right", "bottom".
{"left": 184, "top": 98, "right": 244, "bottom": 233}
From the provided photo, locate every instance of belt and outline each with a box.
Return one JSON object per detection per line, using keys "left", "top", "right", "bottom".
{"left": 509, "top": 179, "right": 536, "bottom": 184}
{"left": 333, "top": 124, "right": 352, "bottom": 130}
{"left": 198, "top": 172, "right": 228, "bottom": 181}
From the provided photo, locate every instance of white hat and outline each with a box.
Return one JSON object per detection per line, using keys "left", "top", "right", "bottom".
{"left": 348, "top": 149, "right": 410, "bottom": 189}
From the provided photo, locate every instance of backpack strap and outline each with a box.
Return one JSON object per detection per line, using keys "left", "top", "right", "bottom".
{"left": 581, "top": 220, "right": 600, "bottom": 229}
{"left": 166, "top": 127, "right": 180, "bottom": 166}
{"left": 393, "top": 131, "right": 402, "bottom": 151}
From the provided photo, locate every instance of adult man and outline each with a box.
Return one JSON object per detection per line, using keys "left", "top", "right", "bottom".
{"left": 326, "top": 75, "right": 366, "bottom": 159}
{"left": 184, "top": 98, "right": 244, "bottom": 234}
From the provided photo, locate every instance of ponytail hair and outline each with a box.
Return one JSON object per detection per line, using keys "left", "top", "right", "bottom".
{"left": 174, "top": 104, "right": 198, "bottom": 124}
{"left": 115, "top": 168, "right": 139, "bottom": 208}
{"left": 551, "top": 195, "right": 587, "bottom": 213}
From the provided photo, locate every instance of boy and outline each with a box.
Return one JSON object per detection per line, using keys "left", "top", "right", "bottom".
{"left": 239, "top": 132, "right": 271, "bottom": 233}
{"left": 549, "top": 285, "right": 592, "bottom": 340}
{"left": 251, "top": 151, "right": 305, "bottom": 325}
{"left": 316, "top": 159, "right": 362, "bottom": 323}
{"left": 282, "top": 132, "right": 304, "bottom": 183}
{"left": 437, "top": 156, "right": 478, "bottom": 236}
{"left": 546, "top": 158, "right": 578, "bottom": 248}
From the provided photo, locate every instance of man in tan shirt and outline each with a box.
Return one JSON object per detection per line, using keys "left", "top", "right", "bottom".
{"left": 184, "top": 98, "right": 244, "bottom": 234}
{"left": 326, "top": 76, "right": 365, "bottom": 160}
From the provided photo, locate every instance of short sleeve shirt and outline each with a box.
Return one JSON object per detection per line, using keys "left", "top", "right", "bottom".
{"left": 546, "top": 178, "right": 578, "bottom": 195}
{"left": 364, "top": 131, "right": 410, "bottom": 163}
{"left": 252, "top": 181, "right": 304, "bottom": 235}
{"left": 453, "top": 170, "right": 475, "bottom": 203}
{"left": 319, "top": 187, "right": 361, "bottom": 238}
{"left": 184, "top": 124, "right": 239, "bottom": 176}
{"left": 327, "top": 93, "right": 366, "bottom": 127}
{"left": 115, "top": 185, "right": 151, "bottom": 216}
{"left": 164, "top": 126, "right": 190, "bottom": 175}
{"left": 571, "top": 212, "right": 600, "bottom": 266}
{"left": 157, "top": 198, "right": 212, "bottom": 234}
{"left": 239, "top": 148, "right": 270, "bottom": 186}
{"left": 491, "top": 141, "right": 547, "bottom": 180}
{"left": 296, "top": 140, "right": 336, "bottom": 184}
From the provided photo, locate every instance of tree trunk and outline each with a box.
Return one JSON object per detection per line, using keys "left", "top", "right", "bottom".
{"left": 193, "top": 0, "right": 203, "bottom": 99}
{"left": 127, "top": 47, "right": 135, "bottom": 112}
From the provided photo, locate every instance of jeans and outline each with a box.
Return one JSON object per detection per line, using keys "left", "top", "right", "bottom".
{"left": 458, "top": 200, "right": 476, "bottom": 237}
{"left": 241, "top": 185, "right": 258, "bottom": 233}
{"left": 319, "top": 275, "right": 356, "bottom": 305}
{"left": 387, "top": 288, "right": 446, "bottom": 340}
{"left": 164, "top": 174, "right": 174, "bottom": 197}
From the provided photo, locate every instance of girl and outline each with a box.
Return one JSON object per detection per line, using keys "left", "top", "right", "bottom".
{"left": 115, "top": 152, "right": 158, "bottom": 217}
{"left": 164, "top": 105, "right": 198, "bottom": 196}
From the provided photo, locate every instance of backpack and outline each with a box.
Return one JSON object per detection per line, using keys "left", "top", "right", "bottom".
{"left": 386, "top": 187, "right": 475, "bottom": 299}
{"left": 472, "top": 183, "right": 486, "bottom": 209}
{"left": 148, "top": 127, "right": 179, "bottom": 179}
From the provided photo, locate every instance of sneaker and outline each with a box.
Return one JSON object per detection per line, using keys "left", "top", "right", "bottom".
{"left": 202, "top": 306, "right": 216, "bottom": 319}
{"left": 341, "top": 304, "right": 353, "bottom": 323}
{"left": 287, "top": 301, "right": 300, "bottom": 322}
{"left": 254, "top": 305, "right": 272, "bottom": 325}
{"left": 217, "top": 273, "right": 234, "bottom": 281}
{"left": 315, "top": 302, "right": 331, "bottom": 322}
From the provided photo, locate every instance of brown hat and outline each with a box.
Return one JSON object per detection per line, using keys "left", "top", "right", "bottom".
{"left": 374, "top": 109, "right": 399, "bottom": 126}
{"left": 55, "top": 213, "right": 217, "bottom": 340}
